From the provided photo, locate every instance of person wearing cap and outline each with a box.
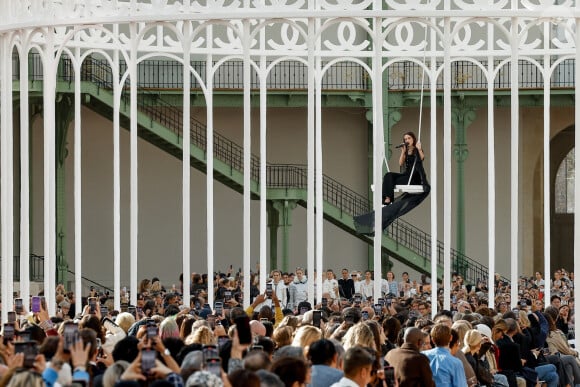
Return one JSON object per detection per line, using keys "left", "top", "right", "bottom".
{"left": 462, "top": 329, "right": 489, "bottom": 386}
{"left": 385, "top": 327, "right": 435, "bottom": 387}
{"left": 422, "top": 324, "right": 468, "bottom": 387}
{"left": 474, "top": 323, "right": 509, "bottom": 387}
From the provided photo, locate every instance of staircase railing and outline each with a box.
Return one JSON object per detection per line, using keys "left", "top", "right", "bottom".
{"left": 11, "top": 254, "right": 115, "bottom": 295}
{"left": 19, "top": 54, "right": 494, "bottom": 284}
{"left": 12, "top": 254, "right": 45, "bottom": 282}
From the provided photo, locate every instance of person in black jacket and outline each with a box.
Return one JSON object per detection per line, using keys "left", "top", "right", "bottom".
{"left": 338, "top": 268, "right": 355, "bottom": 301}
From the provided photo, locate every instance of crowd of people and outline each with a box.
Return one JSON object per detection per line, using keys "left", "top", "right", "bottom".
{"left": 0, "top": 266, "right": 576, "bottom": 387}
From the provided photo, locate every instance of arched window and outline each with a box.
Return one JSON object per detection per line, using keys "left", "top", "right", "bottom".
{"left": 555, "top": 148, "right": 575, "bottom": 214}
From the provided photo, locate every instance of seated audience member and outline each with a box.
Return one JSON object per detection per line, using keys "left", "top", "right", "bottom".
{"left": 422, "top": 324, "right": 468, "bottom": 387}
{"left": 385, "top": 327, "right": 435, "bottom": 387}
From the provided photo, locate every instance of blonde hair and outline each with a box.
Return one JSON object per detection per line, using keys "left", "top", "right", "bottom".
{"left": 103, "top": 361, "right": 130, "bottom": 387}
{"left": 518, "top": 310, "right": 531, "bottom": 328}
{"left": 451, "top": 320, "right": 472, "bottom": 347}
{"left": 5, "top": 370, "right": 44, "bottom": 387}
{"left": 462, "top": 329, "right": 483, "bottom": 353}
{"left": 342, "top": 322, "right": 376, "bottom": 351}
{"left": 159, "top": 318, "right": 180, "bottom": 340}
{"left": 278, "top": 315, "right": 299, "bottom": 332}
{"left": 115, "top": 312, "right": 136, "bottom": 334}
{"left": 272, "top": 326, "right": 294, "bottom": 349}
{"left": 291, "top": 325, "right": 322, "bottom": 349}
{"left": 186, "top": 325, "right": 215, "bottom": 345}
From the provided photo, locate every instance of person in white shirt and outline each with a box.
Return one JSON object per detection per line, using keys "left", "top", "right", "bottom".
{"left": 322, "top": 269, "right": 339, "bottom": 300}
{"left": 330, "top": 346, "right": 374, "bottom": 387}
{"left": 257, "top": 269, "right": 288, "bottom": 311}
{"left": 353, "top": 272, "right": 362, "bottom": 295}
{"left": 288, "top": 267, "right": 308, "bottom": 311}
{"left": 360, "top": 270, "right": 374, "bottom": 300}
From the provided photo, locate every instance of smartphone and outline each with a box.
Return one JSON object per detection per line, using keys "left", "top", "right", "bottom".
{"left": 31, "top": 296, "right": 41, "bottom": 313}
{"left": 419, "top": 285, "right": 423, "bottom": 293}
{"left": 89, "top": 298, "right": 97, "bottom": 314}
{"left": 95, "top": 338, "right": 103, "bottom": 357}
{"left": 384, "top": 366, "right": 396, "bottom": 387}
{"left": 214, "top": 302, "right": 223, "bottom": 316}
{"left": 452, "top": 295, "right": 457, "bottom": 303}
{"left": 266, "top": 283, "right": 273, "bottom": 298}
{"left": 3, "top": 323, "right": 15, "bottom": 344}
{"left": 206, "top": 358, "right": 221, "bottom": 378}
{"left": 202, "top": 344, "right": 219, "bottom": 361}
{"left": 321, "top": 298, "right": 328, "bottom": 308}
{"left": 313, "top": 310, "right": 322, "bottom": 328}
{"left": 224, "top": 291, "right": 232, "bottom": 302}
{"left": 512, "top": 308, "right": 519, "bottom": 314}
{"left": 234, "top": 315, "right": 252, "bottom": 345}
{"left": 361, "top": 310, "right": 369, "bottom": 320}
{"left": 14, "top": 341, "right": 38, "bottom": 368}
{"left": 386, "top": 298, "right": 392, "bottom": 306}
{"left": 250, "top": 345, "right": 264, "bottom": 351}
{"left": 63, "top": 323, "right": 79, "bottom": 352}
{"left": 141, "top": 349, "right": 156, "bottom": 375}
{"left": 217, "top": 335, "right": 230, "bottom": 350}
{"left": 17, "top": 331, "right": 31, "bottom": 342}
{"left": 377, "top": 298, "right": 385, "bottom": 306}
{"left": 520, "top": 300, "right": 527, "bottom": 307}
{"left": 14, "top": 298, "right": 23, "bottom": 314}
{"left": 147, "top": 324, "right": 158, "bottom": 340}
{"left": 374, "top": 304, "right": 383, "bottom": 317}
{"left": 7, "top": 311, "right": 16, "bottom": 323}
{"left": 100, "top": 306, "right": 108, "bottom": 316}
{"left": 260, "top": 318, "right": 269, "bottom": 324}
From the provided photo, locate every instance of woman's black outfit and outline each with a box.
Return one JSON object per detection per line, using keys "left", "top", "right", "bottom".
{"left": 381, "top": 148, "right": 423, "bottom": 204}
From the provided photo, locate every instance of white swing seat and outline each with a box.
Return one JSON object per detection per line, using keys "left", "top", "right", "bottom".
{"left": 394, "top": 184, "right": 424, "bottom": 193}
{"left": 370, "top": 184, "right": 424, "bottom": 193}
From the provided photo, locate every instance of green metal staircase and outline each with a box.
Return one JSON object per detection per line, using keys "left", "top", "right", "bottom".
{"left": 16, "top": 55, "right": 494, "bottom": 284}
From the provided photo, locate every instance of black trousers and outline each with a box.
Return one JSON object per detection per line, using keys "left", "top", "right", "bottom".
{"left": 382, "top": 172, "right": 419, "bottom": 202}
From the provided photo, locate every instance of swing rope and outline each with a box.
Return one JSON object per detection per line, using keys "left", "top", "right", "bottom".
{"left": 378, "top": 24, "right": 428, "bottom": 195}
{"left": 404, "top": 30, "right": 427, "bottom": 187}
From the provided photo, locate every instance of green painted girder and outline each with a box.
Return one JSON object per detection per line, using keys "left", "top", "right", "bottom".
{"left": 387, "top": 90, "right": 575, "bottom": 109}
{"left": 141, "top": 90, "right": 370, "bottom": 108}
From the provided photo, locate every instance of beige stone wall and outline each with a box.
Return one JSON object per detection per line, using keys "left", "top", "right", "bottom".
{"left": 23, "top": 102, "right": 573, "bottom": 288}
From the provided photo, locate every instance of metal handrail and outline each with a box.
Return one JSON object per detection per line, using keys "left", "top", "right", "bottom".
{"left": 12, "top": 254, "right": 45, "bottom": 282}
{"left": 14, "top": 54, "right": 497, "bottom": 284}
{"left": 10, "top": 254, "right": 115, "bottom": 294}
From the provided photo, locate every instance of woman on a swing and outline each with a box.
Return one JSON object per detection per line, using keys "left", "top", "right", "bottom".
{"left": 382, "top": 131, "right": 425, "bottom": 205}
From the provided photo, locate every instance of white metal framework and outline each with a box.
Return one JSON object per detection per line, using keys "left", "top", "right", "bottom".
{"left": 0, "top": 0, "right": 578, "bottom": 327}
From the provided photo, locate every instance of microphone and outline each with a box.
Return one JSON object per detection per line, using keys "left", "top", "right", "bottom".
{"left": 395, "top": 143, "right": 406, "bottom": 149}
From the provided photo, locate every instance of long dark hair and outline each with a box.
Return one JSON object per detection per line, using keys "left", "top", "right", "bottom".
{"left": 404, "top": 131, "right": 418, "bottom": 147}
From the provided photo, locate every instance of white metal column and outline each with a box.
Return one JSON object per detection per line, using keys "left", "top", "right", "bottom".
{"left": 19, "top": 43, "right": 31, "bottom": 311}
